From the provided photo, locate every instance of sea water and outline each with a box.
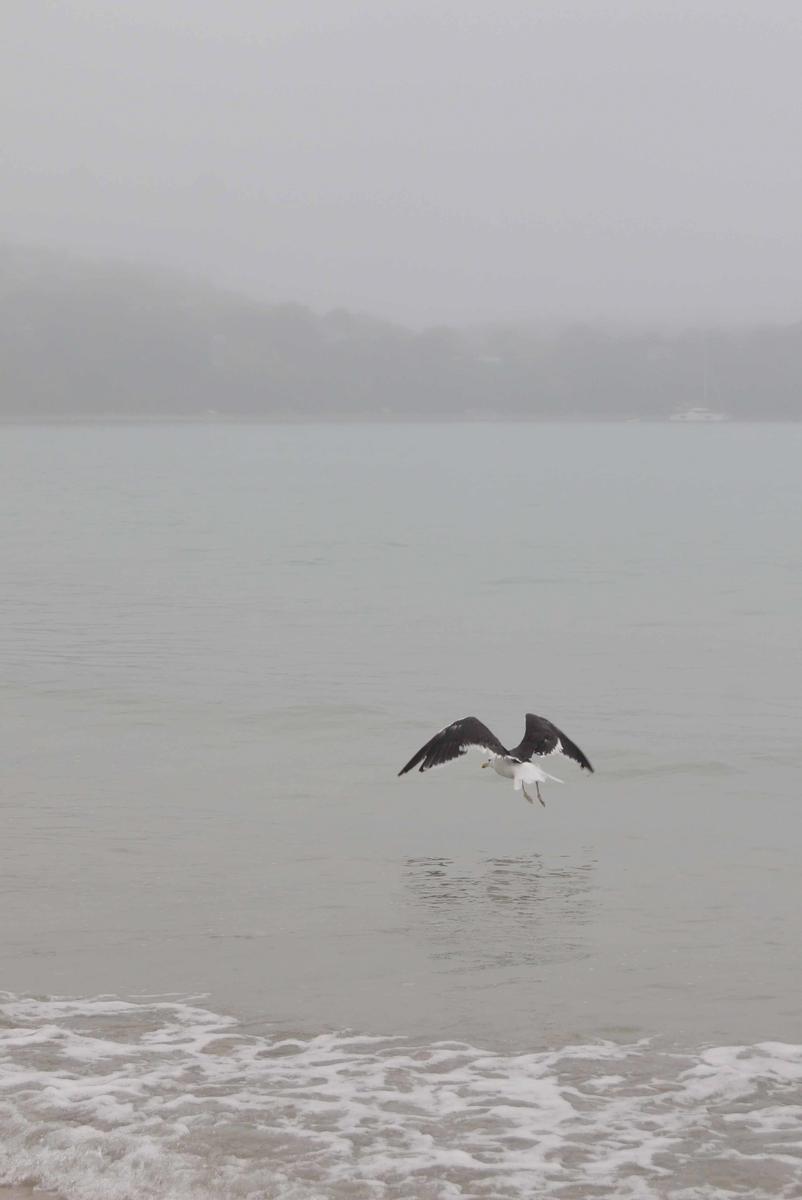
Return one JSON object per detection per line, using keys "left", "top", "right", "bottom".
{"left": 1, "top": 422, "right": 801, "bottom": 1197}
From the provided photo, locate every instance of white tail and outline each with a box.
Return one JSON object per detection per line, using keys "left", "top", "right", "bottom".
{"left": 513, "top": 762, "right": 563, "bottom": 789}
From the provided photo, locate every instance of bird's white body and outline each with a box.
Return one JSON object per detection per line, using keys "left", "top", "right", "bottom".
{"left": 486, "top": 755, "right": 563, "bottom": 805}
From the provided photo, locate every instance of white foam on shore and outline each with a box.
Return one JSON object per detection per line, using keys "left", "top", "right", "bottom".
{"left": 1, "top": 993, "right": 801, "bottom": 1200}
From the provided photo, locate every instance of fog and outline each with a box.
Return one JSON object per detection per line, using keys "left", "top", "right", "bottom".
{"left": 4, "top": 0, "right": 802, "bottom": 326}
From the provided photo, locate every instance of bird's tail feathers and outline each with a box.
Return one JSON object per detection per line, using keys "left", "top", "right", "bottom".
{"left": 514, "top": 762, "right": 563, "bottom": 788}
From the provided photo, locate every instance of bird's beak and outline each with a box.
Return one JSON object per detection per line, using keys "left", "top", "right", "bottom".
{"left": 481, "top": 761, "right": 488, "bottom": 769}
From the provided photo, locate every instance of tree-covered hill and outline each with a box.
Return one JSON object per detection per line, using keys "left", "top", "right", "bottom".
{"left": 2, "top": 245, "right": 800, "bottom": 418}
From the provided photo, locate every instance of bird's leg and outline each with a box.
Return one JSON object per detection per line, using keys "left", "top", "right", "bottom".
{"left": 535, "top": 783, "right": 546, "bottom": 807}
{"left": 522, "top": 782, "right": 541, "bottom": 806}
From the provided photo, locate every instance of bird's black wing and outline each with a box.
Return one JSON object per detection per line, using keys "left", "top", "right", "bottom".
{"left": 511, "top": 712, "right": 594, "bottom": 773}
{"left": 398, "top": 717, "right": 509, "bottom": 776}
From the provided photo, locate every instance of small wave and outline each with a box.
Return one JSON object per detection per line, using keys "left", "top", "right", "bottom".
{"left": 1, "top": 993, "right": 801, "bottom": 1199}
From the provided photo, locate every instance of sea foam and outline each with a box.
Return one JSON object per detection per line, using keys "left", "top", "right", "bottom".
{"left": 1, "top": 993, "right": 801, "bottom": 1199}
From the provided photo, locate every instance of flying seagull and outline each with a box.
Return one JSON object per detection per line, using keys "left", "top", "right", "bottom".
{"left": 398, "top": 712, "right": 593, "bottom": 806}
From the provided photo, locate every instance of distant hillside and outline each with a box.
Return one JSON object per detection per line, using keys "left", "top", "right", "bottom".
{"left": 2, "top": 245, "right": 801, "bottom": 418}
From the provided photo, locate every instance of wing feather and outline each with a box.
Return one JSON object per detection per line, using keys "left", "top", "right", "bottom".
{"left": 511, "top": 712, "right": 594, "bottom": 773}
{"left": 398, "top": 717, "right": 508, "bottom": 776}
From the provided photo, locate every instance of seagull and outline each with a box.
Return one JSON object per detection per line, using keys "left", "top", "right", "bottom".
{"left": 398, "top": 712, "right": 593, "bottom": 806}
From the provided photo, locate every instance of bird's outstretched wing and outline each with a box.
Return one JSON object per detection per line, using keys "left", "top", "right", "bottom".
{"left": 511, "top": 712, "right": 594, "bottom": 773}
{"left": 398, "top": 717, "right": 508, "bottom": 776}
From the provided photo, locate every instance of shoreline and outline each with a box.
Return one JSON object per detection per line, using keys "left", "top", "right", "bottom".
{"left": 0, "top": 413, "right": 790, "bottom": 427}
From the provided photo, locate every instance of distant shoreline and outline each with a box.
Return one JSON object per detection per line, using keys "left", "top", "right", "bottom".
{"left": 4, "top": 244, "right": 801, "bottom": 423}
{"left": 0, "top": 413, "right": 793, "bottom": 426}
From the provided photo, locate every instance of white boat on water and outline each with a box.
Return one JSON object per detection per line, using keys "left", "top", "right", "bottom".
{"left": 670, "top": 407, "right": 728, "bottom": 422}
{"left": 670, "top": 345, "right": 728, "bottom": 421}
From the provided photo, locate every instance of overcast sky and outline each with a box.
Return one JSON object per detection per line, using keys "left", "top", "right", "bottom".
{"left": 3, "top": 0, "right": 802, "bottom": 325}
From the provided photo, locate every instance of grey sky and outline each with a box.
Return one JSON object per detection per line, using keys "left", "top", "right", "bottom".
{"left": 3, "top": 0, "right": 802, "bottom": 325}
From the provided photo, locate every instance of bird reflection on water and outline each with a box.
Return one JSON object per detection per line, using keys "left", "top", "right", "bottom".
{"left": 404, "top": 853, "right": 596, "bottom": 971}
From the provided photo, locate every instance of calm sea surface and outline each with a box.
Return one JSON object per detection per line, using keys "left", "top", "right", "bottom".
{"left": 1, "top": 422, "right": 801, "bottom": 1198}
